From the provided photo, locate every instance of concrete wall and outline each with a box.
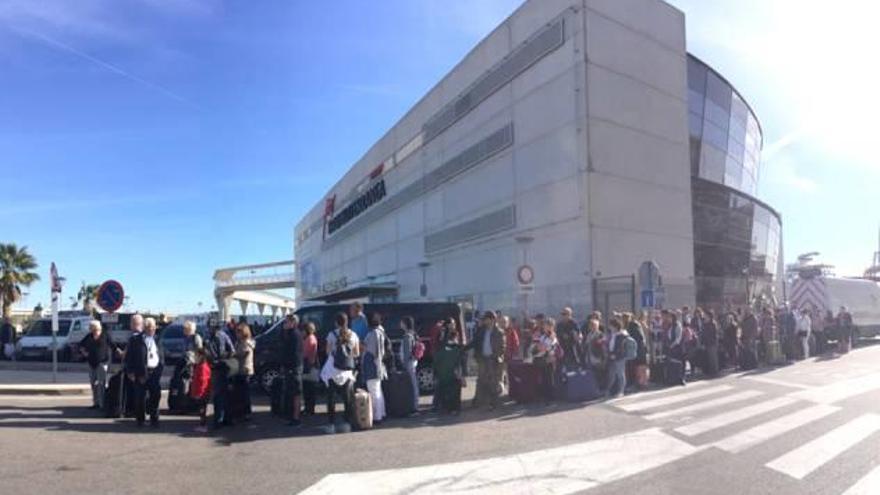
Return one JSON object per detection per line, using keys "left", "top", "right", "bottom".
{"left": 583, "top": 0, "right": 695, "bottom": 308}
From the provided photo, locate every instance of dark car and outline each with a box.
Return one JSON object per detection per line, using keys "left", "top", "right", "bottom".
{"left": 253, "top": 302, "right": 465, "bottom": 394}
{"left": 159, "top": 323, "right": 208, "bottom": 364}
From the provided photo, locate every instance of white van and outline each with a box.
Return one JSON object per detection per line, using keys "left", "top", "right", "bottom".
{"left": 790, "top": 276, "right": 880, "bottom": 341}
{"left": 15, "top": 316, "right": 92, "bottom": 361}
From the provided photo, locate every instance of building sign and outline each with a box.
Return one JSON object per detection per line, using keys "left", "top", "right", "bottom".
{"left": 327, "top": 180, "right": 387, "bottom": 235}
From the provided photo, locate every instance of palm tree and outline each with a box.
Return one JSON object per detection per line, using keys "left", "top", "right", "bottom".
{"left": 0, "top": 243, "right": 40, "bottom": 319}
{"left": 75, "top": 283, "right": 100, "bottom": 313}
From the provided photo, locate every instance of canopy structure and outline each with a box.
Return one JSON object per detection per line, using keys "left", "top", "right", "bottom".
{"left": 213, "top": 260, "right": 296, "bottom": 320}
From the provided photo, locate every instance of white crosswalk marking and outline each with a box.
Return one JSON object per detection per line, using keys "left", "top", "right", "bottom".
{"left": 300, "top": 428, "right": 701, "bottom": 495}
{"left": 616, "top": 385, "right": 733, "bottom": 413}
{"left": 644, "top": 390, "right": 764, "bottom": 421}
{"left": 610, "top": 380, "right": 710, "bottom": 405}
{"left": 713, "top": 404, "right": 839, "bottom": 454}
{"left": 788, "top": 372, "right": 880, "bottom": 405}
{"left": 765, "top": 414, "right": 880, "bottom": 480}
{"left": 675, "top": 396, "right": 798, "bottom": 437}
{"left": 843, "top": 465, "right": 880, "bottom": 495}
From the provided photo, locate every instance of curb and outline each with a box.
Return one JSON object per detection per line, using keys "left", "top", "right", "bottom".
{"left": 0, "top": 384, "right": 91, "bottom": 396}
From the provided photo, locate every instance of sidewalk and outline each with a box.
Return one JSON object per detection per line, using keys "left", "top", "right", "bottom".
{"left": 0, "top": 370, "right": 91, "bottom": 395}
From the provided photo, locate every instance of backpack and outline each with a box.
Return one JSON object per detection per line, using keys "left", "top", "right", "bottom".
{"left": 412, "top": 340, "right": 425, "bottom": 360}
{"left": 333, "top": 331, "right": 355, "bottom": 371}
{"left": 623, "top": 336, "right": 637, "bottom": 361}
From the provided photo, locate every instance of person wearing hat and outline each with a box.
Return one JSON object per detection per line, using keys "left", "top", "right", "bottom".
{"left": 466, "top": 310, "right": 506, "bottom": 409}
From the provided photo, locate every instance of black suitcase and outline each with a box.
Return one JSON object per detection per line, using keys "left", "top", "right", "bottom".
{"left": 384, "top": 369, "right": 415, "bottom": 417}
{"left": 664, "top": 359, "right": 684, "bottom": 386}
{"left": 167, "top": 364, "right": 198, "bottom": 414}
{"left": 105, "top": 370, "right": 133, "bottom": 418}
{"left": 270, "top": 375, "right": 290, "bottom": 417}
{"left": 740, "top": 346, "right": 758, "bottom": 370}
{"left": 227, "top": 378, "right": 248, "bottom": 421}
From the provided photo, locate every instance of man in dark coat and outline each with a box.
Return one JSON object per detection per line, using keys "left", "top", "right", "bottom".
{"left": 467, "top": 311, "right": 505, "bottom": 409}
{"left": 123, "top": 314, "right": 149, "bottom": 426}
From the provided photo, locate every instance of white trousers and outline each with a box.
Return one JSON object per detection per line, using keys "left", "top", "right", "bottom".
{"left": 800, "top": 336, "right": 810, "bottom": 359}
{"left": 366, "top": 379, "right": 386, "bottom": 422}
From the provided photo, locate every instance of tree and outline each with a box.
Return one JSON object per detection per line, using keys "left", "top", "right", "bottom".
{"left": 0, "top": 243, "right": 40, "bottom": 319}
{"left": 75, "top": 282, "right": 100, "bottom": 313}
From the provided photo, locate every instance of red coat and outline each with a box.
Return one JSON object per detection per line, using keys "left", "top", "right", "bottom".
{"left": 504, "top": 326, "right": 520, "bottom": 361}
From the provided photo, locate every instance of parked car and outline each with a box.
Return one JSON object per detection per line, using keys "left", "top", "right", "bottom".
{"left": 253, "top": 302, "right": 465, "bottom": 394}
{"left": 15, "top": 316, "right": 92, "bottom": 361}
{"left": 160, "top": 323, "right": 208, "bottom": 364}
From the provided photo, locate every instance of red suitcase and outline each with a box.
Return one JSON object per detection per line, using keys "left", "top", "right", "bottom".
{"left": 508, "top": 362, "right": 543, "bottom": 403}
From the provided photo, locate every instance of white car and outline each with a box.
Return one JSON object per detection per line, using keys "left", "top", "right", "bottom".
{"left": 15, "top": 316, "right": 92, "bottom": 361}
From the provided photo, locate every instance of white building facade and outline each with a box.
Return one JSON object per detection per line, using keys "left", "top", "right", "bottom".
{"left": 294, "top": 0, "right": 780, "bottom": 317}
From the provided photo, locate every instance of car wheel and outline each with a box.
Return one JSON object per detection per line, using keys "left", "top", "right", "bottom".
{"left": 416, "top": 366, "right": 434, "bottom": 394}
{"left": 259, "top": 366, "right": 281, "bottom": 395}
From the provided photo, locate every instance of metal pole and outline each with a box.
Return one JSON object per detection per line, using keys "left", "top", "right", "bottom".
{"left": 51, "top": 291, "right": 59, "bottom": 383}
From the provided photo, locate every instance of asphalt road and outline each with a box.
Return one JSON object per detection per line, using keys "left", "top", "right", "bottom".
{"left": 2, "top": 344, "right": 880, "bottom": 494}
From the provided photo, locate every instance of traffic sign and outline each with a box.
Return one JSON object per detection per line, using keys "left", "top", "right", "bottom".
{"left": 517, "top": 264, "right": 535, "bottom": 285}
{"left": 96, "top": 280, "right": 125, "bottom": 313}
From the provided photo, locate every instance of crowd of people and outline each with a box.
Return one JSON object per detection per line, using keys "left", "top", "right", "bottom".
{"left": 69, "top": 301, "right": 859, "bottom": 435}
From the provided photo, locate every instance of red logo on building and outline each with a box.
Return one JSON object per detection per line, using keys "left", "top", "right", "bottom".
{"left": 324, "top": 195, "right": 336, "bottom": 219}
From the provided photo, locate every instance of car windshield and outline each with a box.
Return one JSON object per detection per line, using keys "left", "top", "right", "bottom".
{"left": 161, "top": 325, "right": 184, "bottom": 339}
{"left": 25, "top": 320, "right": 72, "bottom": 337}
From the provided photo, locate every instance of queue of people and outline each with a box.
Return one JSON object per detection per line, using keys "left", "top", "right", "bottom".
{"left": 79, "top": 301, "right": 860, "bottom": 435}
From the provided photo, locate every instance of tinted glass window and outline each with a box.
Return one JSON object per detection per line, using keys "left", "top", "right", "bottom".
{"left": 26, "top": 320, "right": 72, "bottom": 337}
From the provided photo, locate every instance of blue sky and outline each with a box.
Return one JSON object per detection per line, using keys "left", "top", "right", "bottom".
{"left": 1, "top": 0, "right": 877, "bottom": 313}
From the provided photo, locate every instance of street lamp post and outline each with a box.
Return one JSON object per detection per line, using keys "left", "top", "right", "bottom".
{"left": 418, "top": 261, "right": 431, "bottom": 300}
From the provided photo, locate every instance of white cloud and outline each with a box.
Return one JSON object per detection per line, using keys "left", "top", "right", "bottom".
{"left": 765, "top": 154, "right": 818, "bottom": 193}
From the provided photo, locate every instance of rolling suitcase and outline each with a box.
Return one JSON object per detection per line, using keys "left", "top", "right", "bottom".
{"left": 227, "top": 378, "right": 248, "bottom": 421}
{"left": 105, "top": 370, "right": 132, "bottom": 419}
{"left": 739, "top": 346, "right": 758, "bottom": 370}
{"left": 562, "top": 369, "right": 601, "bottom": 402}
{"left": 353, "top": 388, "right": 373, "bottom": 430}
{"left": 650, "top": 362, "right": 665, "bottom": 384}
{"left": 664, "top": 359, "right": 685, "bottom": 386}
{"left": 508, "top": 362, "right": 543, "bottom": 403}
{"left": 270, "top": 375, "right": 290, "bottom": 418}
{"left": 384, "top": 368, "right": 416, "bottom": 418}
{"left": 167, "top": 364, "right": 197, "bottom": 414}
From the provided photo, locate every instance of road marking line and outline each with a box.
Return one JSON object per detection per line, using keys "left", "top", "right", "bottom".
{"left": 843, "top": 464, "right": 880, "bottom": 495}
{"left": 300, "top": 428, "right": 701, "bottom": 495}
{"left": 788, "top": 372, "right": 880, "bottom": 404}
{"left": 766, "top": 414, "right": 880, "bottom": 480}
{"left": 675, "top": 397, "right": 798, "bottom": 437}
{"left": 610, "top": 380, "right": 710, "bottom": 404}
{"left": 644, "top": 390, "right": 764, "bottom": 421}
{"left": 616, "top": 385, "right": 733, "bottom": 412}
{"left": 713, "top": 404, "right": 839, "bottom": 454}
{"left": 740, "top": 376, "right": 812, "bottom": 390}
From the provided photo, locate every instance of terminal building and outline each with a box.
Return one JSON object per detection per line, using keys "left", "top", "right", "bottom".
{"left": 293, "top": 0, "right": 783, "bottom": 316}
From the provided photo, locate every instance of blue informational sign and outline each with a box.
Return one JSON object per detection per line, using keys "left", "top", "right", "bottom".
{"left": 96, "top": 280, "right": 125, "bottom": 313}
{"left": 640, "top": 289, "right": 655, "bottom": 309}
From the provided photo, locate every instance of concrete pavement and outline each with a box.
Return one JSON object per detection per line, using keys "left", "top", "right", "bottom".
{"left": 1, "top": 345, "right": 879, "bottom": 494}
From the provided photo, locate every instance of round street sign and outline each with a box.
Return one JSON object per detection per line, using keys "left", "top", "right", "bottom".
{"left": 96, "top": 280, "right": 125, "bottom": 313}
{"left": 517, "top": 264, "right": 535, "bottom": 285}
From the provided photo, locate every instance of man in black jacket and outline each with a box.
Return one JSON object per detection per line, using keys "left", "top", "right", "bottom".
{"left": 204, "top": 319, "right": 235, "bottom": 428}
{"left": 277, "top": 314, "right": 304, "bottom": 427}
{"left": 79, "top": 320, "right": 115, "bottom": 410}
{"left": 123, "top": 314, "right": 149, "bottom": 426}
